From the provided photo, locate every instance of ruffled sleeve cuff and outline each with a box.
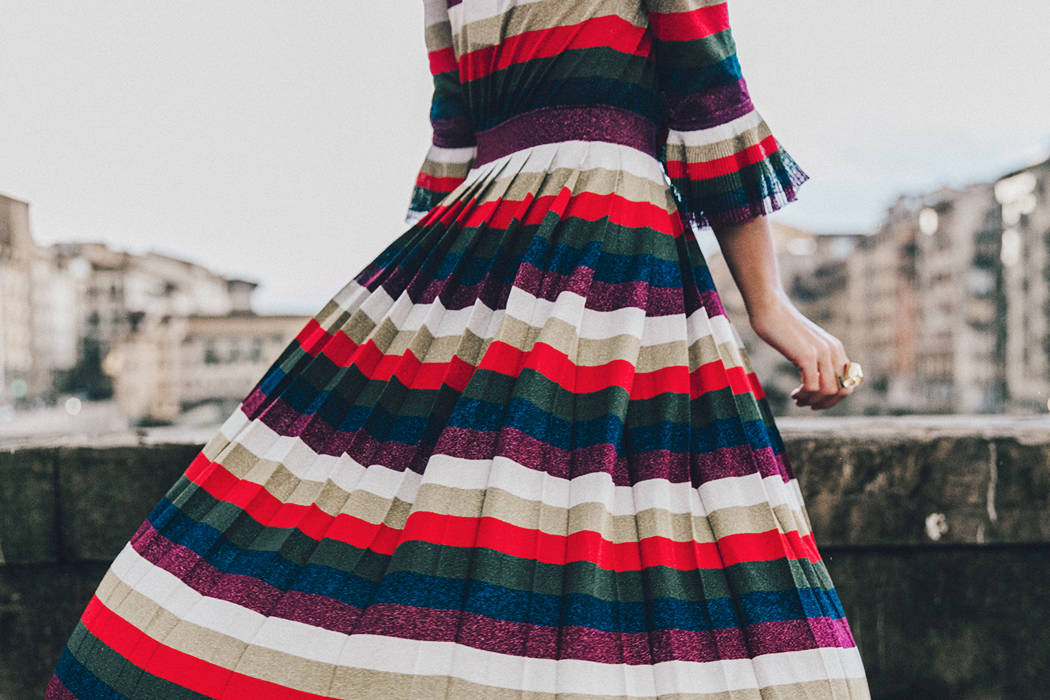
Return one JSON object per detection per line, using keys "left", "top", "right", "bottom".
{"left": 662, "top": 108, "right": 808, "bottom": 230}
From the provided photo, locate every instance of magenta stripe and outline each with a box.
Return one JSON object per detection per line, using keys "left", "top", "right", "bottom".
{"left": 127, "top": 524, "right": 852, "bottom": 663}
{"left": 241, "top": 386, "right": 267, "bottom": 416}
{"left": 432, "top": 116, "right": 476, "bottom": 149}
{"left": 249, "top": 401, "right": 790, "bottom": 485}
{"left": 356, "top": 603, "right": 754, "bottom": 663}
{"left": 475, "top": 105, "right": 657, "bottom": 166}
{"left": 400, "top": 267, "right": 693, "bottom": 315}
{"left": 747, "top": 617, "right": 857, "bottom": 656}
{"left": 44, "top": 675, "right": 76, "bottom": 700}
{"left": 664, "top": 81, "right": 753, "bottom": 131}
{"left": 697, "top": 289, "right": 727, "bottom": 317}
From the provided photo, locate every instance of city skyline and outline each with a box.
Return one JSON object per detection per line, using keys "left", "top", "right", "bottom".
{"left": 2, "top": 0, "right": 1048, "bottom": 313}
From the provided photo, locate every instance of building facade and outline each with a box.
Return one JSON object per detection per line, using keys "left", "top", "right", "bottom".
{"left": 112, "top": 313, "right": 308, "bottom": 422}
{"left": 911, "top": 185, "right": 1005, "bottom": 413}
{"left": 707, "top": 179, "right": 1013, "bottom": 417}
{"left": 0, "top": 194, "right": 81, "bottom": 407}
{"left": 0, "top": 192, "right": 297, "bottom": 421}
{"left": 997, "top": 159, "right": 1050, "bottom": 411}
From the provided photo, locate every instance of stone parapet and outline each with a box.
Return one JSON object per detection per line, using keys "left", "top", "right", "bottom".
{"left": 2, "top": 416, "right": 1049, "bottom": 699}
{"left": 779, "top": 414, "right": 1050, "bottom": 548}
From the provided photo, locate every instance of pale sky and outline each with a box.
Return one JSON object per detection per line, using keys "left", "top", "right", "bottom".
{"left": 2, "top": 0, "right": 1049, "bottom": 313}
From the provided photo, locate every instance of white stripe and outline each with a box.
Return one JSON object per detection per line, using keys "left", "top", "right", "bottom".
{"left": 424, "top": 145, "right": 478, "bottom": 164}
{"left": 338, "top": 281, "right": 719, "bottom": 350}
{"left": 423, "top": 0, "right": 451, "bottom": 28}
{"left": 469, "top": 139, "right": 665, "bottom": 184}
{"left": 699, "top": 472, "right": 792, "bottom": 513}
{"left": 218, "top": 407, "right": 251, "bottom": 441}
{"left": 329, "top": 280, "right": 369, "bottom": 317}
{"left": 448, "top": 0, "right": 548, "bottom": 34}
{"left": 707, "top": 312, "right": 738, "bottom": 349}
{"left": 666, "top": 110, "right": 765, "bottom": 148}
{"left": 355, "top": 284, "right": 396, "bottom": 328}
{"left": 505, "top": 287, "right": 686, "bottom": 345}
{"left": 109, "top": 545, "right": 865, "bottom": 693}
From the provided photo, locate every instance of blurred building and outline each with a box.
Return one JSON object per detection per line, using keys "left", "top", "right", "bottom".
{"left": 0, "top": 194, "right": 80, "bottom": 406}
{"left": 53, "top": 242, "right": 256, "bottom": 358}
{"left": 0, "top": 191, "right": 308, "bottom": 423}
{"left": 708, "top": 182, "right": 1011, "bottom": 417}
{"left": 842, "top": 186, "right": 1008, "bottom": 414}
{"left": 997, "top": 158, "right": 1050, "bottom": 412}
{"left": 851, "top": 200, "right": 921, "bottom": 413}
{"left": 111, "top": 313, "right": 308, "bottom": 422}
{"left": 0, "top": 194, "right": 34, "bottom": 406}
{"left": 911, "top": 185, "right": 1005, "bottom": 413}
{"left": 53, "top": 246, "right": 310, "bottom": 423}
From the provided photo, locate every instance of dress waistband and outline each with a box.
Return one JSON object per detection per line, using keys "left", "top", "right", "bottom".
{"left": 474, "top": 105, "right": 658, "bottom": 166}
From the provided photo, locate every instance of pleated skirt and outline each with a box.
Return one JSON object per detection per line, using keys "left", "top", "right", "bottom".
{"left": 46, "top": 140, "right": 869, "bottom": 700}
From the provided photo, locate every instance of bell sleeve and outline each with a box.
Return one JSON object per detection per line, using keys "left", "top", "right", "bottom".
{"left": 646, "top": 0, "right": 808, "bottom": 229}
{"left": 407, "top": 0, "right": 478, "bottom": 222}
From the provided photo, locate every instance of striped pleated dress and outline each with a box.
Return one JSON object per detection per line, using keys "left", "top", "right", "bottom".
{"left": 46, "top": 0, "right": 871, "bottom": 698}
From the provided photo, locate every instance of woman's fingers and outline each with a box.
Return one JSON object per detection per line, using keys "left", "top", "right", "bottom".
{"left": 748, "top": 297, "right": 858, "bottom": 411}
{"left": 791, "top": 348, "right": 822, "bottom": 406}
{"left": 792, "top": 338, "right": 852, "bottom": 409}
{"left": 817, "top": 346, "right": 840, "bottom": 398}
{"left": 810, "top": 341, "right": 855, "bottom": 410}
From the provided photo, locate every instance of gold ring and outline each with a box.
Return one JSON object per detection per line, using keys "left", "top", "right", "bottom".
{"left": 837, "top": 361, "right": 864, "bottom": 389}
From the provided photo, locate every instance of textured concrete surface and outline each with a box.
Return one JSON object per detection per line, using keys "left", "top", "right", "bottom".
{"left": 827, "top": 546, "right": 1050, "bottom": 699}
{"left": 2, "top": 417, "right": 1050, "bottom": 699}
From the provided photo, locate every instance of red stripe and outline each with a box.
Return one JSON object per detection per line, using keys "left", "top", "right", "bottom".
{"left": 459, "top": 188, "right": 678, "bottom": 234}
{"left": 415, "top": 171, "right": 465, "bottom": 195}
{"left": 476, "top": 340, "right": 761, "bottom": 400}
{"left": 294, "top": 319, "right": 329, "bottom": 355}
{"left": 316, "top": 327, "right": 357, "bottom": 364}
{"left": 292, "top": 321, "right": 763, "bottom": 400}
{"left": 428, "top": 46, "right": 458, "bottom": 75}
{"left": 460, "top": 16, "right": 650, "bottom": 83}
{"left": 648, "top": 3, "right": 730, "bottom": 43}
{"left": 422, "top": 190, "right": 682, "bottom": 237}
{"left": 665, "top": 134, "right": 780, "bottom": 181}
{"left": 184, "top": 457, "right": 821, "bottom": 571}
{"left": 81, "top": 596, "right": 326, "bottom": 700}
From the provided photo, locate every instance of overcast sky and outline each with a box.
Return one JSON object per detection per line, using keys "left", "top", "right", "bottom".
{"left": 2, "top": 0, "right": 1048, "bottom": 313}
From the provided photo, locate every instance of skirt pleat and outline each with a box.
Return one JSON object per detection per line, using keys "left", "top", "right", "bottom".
{"left": 46, "top": 141, "right": 868, "bottom": 700}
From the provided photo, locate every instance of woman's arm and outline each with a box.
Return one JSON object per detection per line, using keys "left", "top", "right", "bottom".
{"left": 713, "top": 215, "right": 853, "bottom": 409}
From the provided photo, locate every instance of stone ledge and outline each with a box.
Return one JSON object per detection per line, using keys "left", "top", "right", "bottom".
{"left": 777, "top": 414, "right": 1050, "bottom": 442}
{"left": 778, "top": 415, "right": 1050, "bottom": 548}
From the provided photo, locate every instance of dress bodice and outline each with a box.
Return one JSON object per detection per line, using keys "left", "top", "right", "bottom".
{"left": 410, "top": 0, "right": 807, "bottom": 232}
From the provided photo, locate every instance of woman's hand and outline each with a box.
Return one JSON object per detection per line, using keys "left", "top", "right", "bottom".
{"left": 747, "top": 293, "right": 853, "bottom": 409}
{"left": 711, "top": 215, "right": 855, "bottom": 410}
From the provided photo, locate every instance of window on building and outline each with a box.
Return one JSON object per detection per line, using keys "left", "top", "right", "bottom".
{"left": 204, "top": 341, "right": 220, "bottom": 364}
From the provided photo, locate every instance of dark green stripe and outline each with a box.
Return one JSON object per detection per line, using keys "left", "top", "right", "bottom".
{"left": 466, "top": 47, "right": 655, "bottom": 95}
{"left": 66, "top": 623, "right": 210, "bottom": 700}
{"left": 162, "top": 480, "right": 835, "bottom": 603}
{"left": 654, "top": 29, "right": 736, "bottom": 72}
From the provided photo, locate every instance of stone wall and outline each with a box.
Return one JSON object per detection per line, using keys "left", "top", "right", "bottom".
{"left": 2, "top": 417, "right": 1050, "bottom": 699}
